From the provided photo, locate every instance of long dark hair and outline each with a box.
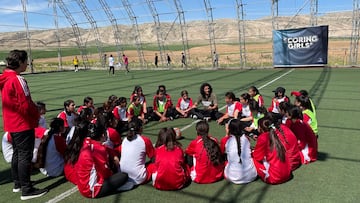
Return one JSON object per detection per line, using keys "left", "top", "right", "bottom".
{"left": 127, "top": 117, "right": 143, "bottom": 141}
{"left": 240, "top": 93, "right": 252, "bottom": 104}
{"left": 296, "top": 95, "right": 313, "bottom": 112}
{"left": 88, "top": 115, "right": 107, "bottom": 141}
{"left": 225, "top": 91, "right": 236, "bottom": 101}
{"left": 279, "top": 101, "right": 292, "bottom": 112}
{"left": 289, "top": 106, "right": 303, "bottom": 120}
{"left": 76, "top": 108, "right": 93, "bottom": 124}
{"left": 249, "top": 99, "right": 267, "bottom": 114}
{"left": 249, "top": 86, "right": 260, "bottom": 95}
{"left": 200, "top": 83, "right": 212, "bottom": 99}
{"left": 258, "top": 117, "right": 286, "bottom": 162}
{"left": 155, "top": 127, "right": 167, "bottom": 148}
{"left": 196, "top": 121, "right": 223, "bottom": 166}
{"left": 132, "top": 85, "right": 142, "bottom": 95}
{"left": 64, "top": 120, "right": 90, "bottom": 165}
{"left": 164, "top": 128, "right": 182, "bottom": 151}
{"left": 36, "top": 118, "right": 64, "bottom": 168}
{"left": 228, "top": 119, "right": 244, "bottom": 163}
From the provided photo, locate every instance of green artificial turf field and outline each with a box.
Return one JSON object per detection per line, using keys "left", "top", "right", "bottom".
{"left": 0, "top": 68, "right": 359, "bottom": 202}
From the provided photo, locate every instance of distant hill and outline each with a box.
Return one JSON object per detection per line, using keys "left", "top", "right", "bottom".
{"left": 0, "top": 11, "right": 353, "bottom": 50}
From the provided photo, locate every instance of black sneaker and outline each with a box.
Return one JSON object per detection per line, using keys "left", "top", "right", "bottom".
{"left": 21, "top": 188, "right": 48, "bottom": 201}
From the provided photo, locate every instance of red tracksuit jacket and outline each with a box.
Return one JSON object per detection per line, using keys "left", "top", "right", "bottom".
{"left": 0, "top": 69, "right": 39, "bottom": 132}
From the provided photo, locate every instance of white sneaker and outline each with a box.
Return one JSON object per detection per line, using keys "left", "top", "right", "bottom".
{"left": 13, "top": 187, "right": 21, "bottom": 193}
{"left": 192, "top": 115, "right": 198, "bottom": 120}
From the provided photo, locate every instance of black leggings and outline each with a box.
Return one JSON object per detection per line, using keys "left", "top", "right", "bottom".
{"left": 109, "top": 66, "right": 115, "bottom": 74}
{"left": 97, "top": 172, "right": 128, "bottom": 198}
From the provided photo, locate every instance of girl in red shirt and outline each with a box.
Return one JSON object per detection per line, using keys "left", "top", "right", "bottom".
{"left": 76, "top": 117, "right": 128, "bottom": 198}
{"left": 185, "top": 121, "right": 224, "bottom": 184}
{"left": 288, "top": 107, "right": 318, "bottom": 164}
{"left": 151, "top": 128, "right": 190, "bottom": 190}
{"left": 252, "top": 117, "right": 292, "bottom": 184}
{"left": 63, "top": 120, "right": 90, "bottom": 185}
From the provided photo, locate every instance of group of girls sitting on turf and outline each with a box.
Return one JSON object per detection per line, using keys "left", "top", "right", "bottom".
{"left": 1, "top": 82, "right": 319, "bottom": 198}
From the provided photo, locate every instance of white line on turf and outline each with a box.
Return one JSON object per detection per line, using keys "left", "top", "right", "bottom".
{"left": 45, "top": 186, "right": 78, "bottom": 203}
{"left": 218, "top": 68, "right": 294, "bottom": 111}
{"left": 46, "top": 68, "right": 294, "bottom": 203}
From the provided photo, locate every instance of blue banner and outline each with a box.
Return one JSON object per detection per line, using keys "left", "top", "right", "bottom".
{"left": 273, "top": 25, "right": 328, "bottom": 67}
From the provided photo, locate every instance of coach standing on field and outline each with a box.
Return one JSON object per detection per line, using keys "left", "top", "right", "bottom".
{"left": 0, "top": 50, "right": 48, "bottom": 200}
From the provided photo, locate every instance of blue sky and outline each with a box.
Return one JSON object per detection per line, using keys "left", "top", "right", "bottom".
{"left": 0, "top": 0, "right": 354, "bottom": 32}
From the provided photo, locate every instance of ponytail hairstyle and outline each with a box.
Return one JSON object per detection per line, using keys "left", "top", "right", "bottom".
{"left": 127, "top": 117, "right": 143, "bottom": 141}
{"left": 48, "top": 117, "right": 65, "bottom": 137}
{"left": 64, "top": 120, "right": 90, "bottom": 165}
{"left": 164, "top": 128, "right": 182, "bottom": 151}
{"left": 196, "top": 121, "right": 224, "bottom": 166}
{"left": 296, "top": 95, "right": 313, "bottom": 112}
{"left": 228, "top": 119, "right": 244, "bottom": 163}
{"left": 289, "top": 106, "right": 303, "bottom": 120}
{"left": 88, "top": 114, "right": 107, "bottom": 141}
{"left": 155, "top": 127, "right": 167, "bottom": 148}
{"left": 249, "top": 86, "right": 260, "bottom": 95}
{"left": 36, "top": 118, "right": 64, "bottom": 168}
{"left": 258, "top": 117, "right": 286, "bottom": 162}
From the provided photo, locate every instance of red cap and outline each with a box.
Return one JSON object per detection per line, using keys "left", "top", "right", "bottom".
{"left": 291, "top": 91, "right": 301, "bottom": 97}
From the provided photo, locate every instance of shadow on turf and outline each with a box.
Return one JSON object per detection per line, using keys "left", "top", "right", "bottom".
{"left": 318, "top": 125, "right": 360, "bottom": 132}
{"left": 317, "top": 151, "right": 328, "bottom": 161}
{"left": 309, "top": 67, "right": 331, "bottom": 108}
{"left": 0, "top": 168, "right": 12, "bottom": 185}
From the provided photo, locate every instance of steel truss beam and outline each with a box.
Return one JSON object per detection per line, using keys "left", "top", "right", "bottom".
{"left": 310, "top": 0, "right": 318, "bottom": 26}
{"left": 271, "top": 0, "right": 279, "bottom": 30}
{"left": 21, "top": 0, "right": 33, "bottom": 73}
{"left": 121, "top": 0, "right": 146, "bottom": 67}
{"left": 235, "top": 0, "right": 246, "bottom": 68}
{"left": 174, "top": 0, "right": 190, "bottom": 68}
{"left": 350, "top": 0, "right": 360, "bottom": 65}
{"left": 203, "top": 0, "right": 217, "bottom": 68}
{"left": 55, "top": 0, "right": 89, "bottom": 69}
{"left": 75, "top": 0, "right": 104, "bottom": 66}
{"left": 98, "top": 0, "right": 124, "bottom": 63}
{"left": 146, "top": 0, "right": 166, "bottom": 66}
